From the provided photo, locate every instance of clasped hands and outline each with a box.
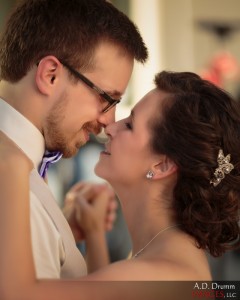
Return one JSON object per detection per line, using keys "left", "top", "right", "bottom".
{"left": 62, "top": 181, "right": 117, "bottom": 242}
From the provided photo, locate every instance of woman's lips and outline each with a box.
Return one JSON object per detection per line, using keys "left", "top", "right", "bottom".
{"left": 101, "top": 150, "right": 111, "bottom": 155}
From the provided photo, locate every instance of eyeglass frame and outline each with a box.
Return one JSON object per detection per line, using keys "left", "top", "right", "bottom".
{"left": 60, "top": 60, "right": 121, "bottom": 113}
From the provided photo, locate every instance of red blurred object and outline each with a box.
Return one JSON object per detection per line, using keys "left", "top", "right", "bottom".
{"left": 200, "top": 52, "right": 239, "bottom": 87}
{"left": 201, "top": 68, "right": 222, "bottom": 87}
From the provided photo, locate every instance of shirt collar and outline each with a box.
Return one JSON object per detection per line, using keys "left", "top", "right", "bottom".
{"left": 0, "top": 98, "right": 45, "bottom": 169}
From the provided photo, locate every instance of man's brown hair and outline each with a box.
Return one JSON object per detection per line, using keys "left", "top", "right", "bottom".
{"left": 0, "top": 0, "right": 148, "bottom": 82}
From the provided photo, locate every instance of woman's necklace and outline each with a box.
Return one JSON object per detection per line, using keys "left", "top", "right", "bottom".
{"left": 132, "top": 224, "right": 182, "bottom": 259}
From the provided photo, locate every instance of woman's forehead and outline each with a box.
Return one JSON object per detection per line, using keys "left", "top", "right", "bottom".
{"left": 133, "top": 88, "right": 169, "bottom": 114}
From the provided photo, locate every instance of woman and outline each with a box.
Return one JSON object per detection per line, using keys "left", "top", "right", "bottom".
{"left": 0, "top": 71, "right": 240, "bottom": 299}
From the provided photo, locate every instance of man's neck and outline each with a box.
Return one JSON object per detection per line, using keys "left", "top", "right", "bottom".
{"left": 0, "top": 79, "right": 44, "bottom": 133}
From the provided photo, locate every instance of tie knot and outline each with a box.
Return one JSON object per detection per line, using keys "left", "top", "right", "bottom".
{"left": 39, "top": 150, "right": 63, "bottom": 178}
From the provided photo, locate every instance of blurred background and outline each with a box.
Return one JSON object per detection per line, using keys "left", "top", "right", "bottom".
{"left": 1, "top": 0, "right": 239, "bottom": 280}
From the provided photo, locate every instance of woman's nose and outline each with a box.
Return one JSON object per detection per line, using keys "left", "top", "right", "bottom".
{"left": 104, "top": 119, "right": 120, "bottom": 138}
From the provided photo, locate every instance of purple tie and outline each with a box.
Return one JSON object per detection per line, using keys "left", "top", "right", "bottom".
{"left": 39, "top": 150, "right": 63, "bottom": 178}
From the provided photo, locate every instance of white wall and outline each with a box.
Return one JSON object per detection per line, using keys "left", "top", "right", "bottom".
{"left": 124, "top": 0, "right": 240, "bottom": 111}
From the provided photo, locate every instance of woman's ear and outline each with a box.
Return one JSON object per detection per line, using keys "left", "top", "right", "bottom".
{"left": 35, "top": 56, "right": 62, "bottom": 95}
{"left": 152, "top": 155, "right": 177, "bottom": 179}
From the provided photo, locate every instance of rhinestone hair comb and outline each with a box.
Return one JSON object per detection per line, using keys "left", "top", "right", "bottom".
{"left": 210, "top": 149, "right": 234, "bottom": 187}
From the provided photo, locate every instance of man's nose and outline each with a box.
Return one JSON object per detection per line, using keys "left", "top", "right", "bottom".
{"left": 97, "top": 107, "right": 116, "bottom": 126}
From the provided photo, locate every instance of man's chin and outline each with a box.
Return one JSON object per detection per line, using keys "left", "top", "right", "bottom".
{"left": 63, "top": 144, "right": 84, "bottom": 158}
{"left": 62, "top": 150, "right": 76, "bottom": 159}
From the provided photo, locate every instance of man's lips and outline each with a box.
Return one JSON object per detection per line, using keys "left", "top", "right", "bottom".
{"left": 82, "top": 124, "right": 102, "bottom": 141}
{"left": 83, "top": 127, "right": 100, "bottom": 142}
{"left": 91, "top": 127, "right": 102, "bottom": 136}
{"left": 87, "top": 125, "right": 102, "bottom": 136}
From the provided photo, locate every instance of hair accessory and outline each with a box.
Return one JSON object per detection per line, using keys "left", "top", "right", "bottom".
{"left": 146, "top": 170, "right": 154, "bottom": 179}
{"left": 210, "top": 149, "right": 234, "bottom": 187}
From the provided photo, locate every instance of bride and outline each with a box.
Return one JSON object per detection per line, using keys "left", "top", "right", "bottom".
{"left": 0, "top": 71, "right": 239, "bottom": 300}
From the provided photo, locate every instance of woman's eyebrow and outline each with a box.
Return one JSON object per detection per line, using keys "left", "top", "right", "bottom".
{"left": 130, "top": 109, "right": 135, "bottom": 120}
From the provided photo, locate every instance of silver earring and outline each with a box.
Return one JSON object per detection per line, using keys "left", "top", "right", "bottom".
{"left": 146, "top": 170, "right": 154, "bottom": 179}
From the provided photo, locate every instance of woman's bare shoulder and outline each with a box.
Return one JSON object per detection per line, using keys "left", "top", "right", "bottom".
{"left": 80, "top": 254, "right": 211, "bottom": 281}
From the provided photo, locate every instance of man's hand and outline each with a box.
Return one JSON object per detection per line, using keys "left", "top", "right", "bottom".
{"left": 63, "top": 181, "right": 117, "bottom": 242}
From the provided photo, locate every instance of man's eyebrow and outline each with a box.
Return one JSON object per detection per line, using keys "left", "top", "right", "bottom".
{"left": 105, "top": 90, "right": 123, "bottom": 99}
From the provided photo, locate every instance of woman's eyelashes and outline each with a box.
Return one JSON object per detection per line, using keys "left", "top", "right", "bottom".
{"left": 124, "top": 118, "right": 133, "bottom": 130}
{"left": 125, "top": 122, "right": 132, "bottom": 130}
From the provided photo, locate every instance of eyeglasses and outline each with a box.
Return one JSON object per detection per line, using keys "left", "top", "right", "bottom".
{"left": 60, "top": 61, "right": 121, "bottom": 113}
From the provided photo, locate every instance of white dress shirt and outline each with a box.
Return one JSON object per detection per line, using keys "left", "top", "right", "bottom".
{"left": 0, "top": 98, "right": 87, "bottom": 279}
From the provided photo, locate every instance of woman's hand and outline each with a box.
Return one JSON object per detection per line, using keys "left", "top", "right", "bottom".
{"left": 63, "top": 182, "right": 117, "bottom": 241}
{"left": 63, "top": 182, "right": 116, "bottom": 272}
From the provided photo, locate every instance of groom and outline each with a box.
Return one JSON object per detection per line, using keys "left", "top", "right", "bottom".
{"left": 0, "top": 0, "right": 148, "bottom": 279}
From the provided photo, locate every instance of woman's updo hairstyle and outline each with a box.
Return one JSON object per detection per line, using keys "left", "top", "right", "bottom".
{"left": 150, "top": 71, "right": 240, "bottom": 257}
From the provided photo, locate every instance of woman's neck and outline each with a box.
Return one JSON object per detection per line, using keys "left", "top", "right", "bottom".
{"left": 114, "top": 183, "right": 176, "bottom": 258}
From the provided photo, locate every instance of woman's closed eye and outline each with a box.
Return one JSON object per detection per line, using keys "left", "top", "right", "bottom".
{"left": 125, "top": 122, "right": 132, "bottom": 130}
{"left": 124, "top": 117, "right": 133, "bottom": 130}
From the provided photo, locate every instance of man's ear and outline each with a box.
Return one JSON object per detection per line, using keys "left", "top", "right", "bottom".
{"left": 152, "top": 155, "right": 177, "bottom": 179}
{"left": 35, "top": 56, "right": 62, "bottom": 95}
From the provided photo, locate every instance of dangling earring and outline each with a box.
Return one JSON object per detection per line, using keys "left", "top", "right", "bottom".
{"left": 146, "top": 170, "right": 154, "bottom": 179}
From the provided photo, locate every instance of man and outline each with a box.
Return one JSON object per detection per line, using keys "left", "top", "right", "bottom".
{"left": 0, "top": 0, "right": 148, "bottom": 279}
